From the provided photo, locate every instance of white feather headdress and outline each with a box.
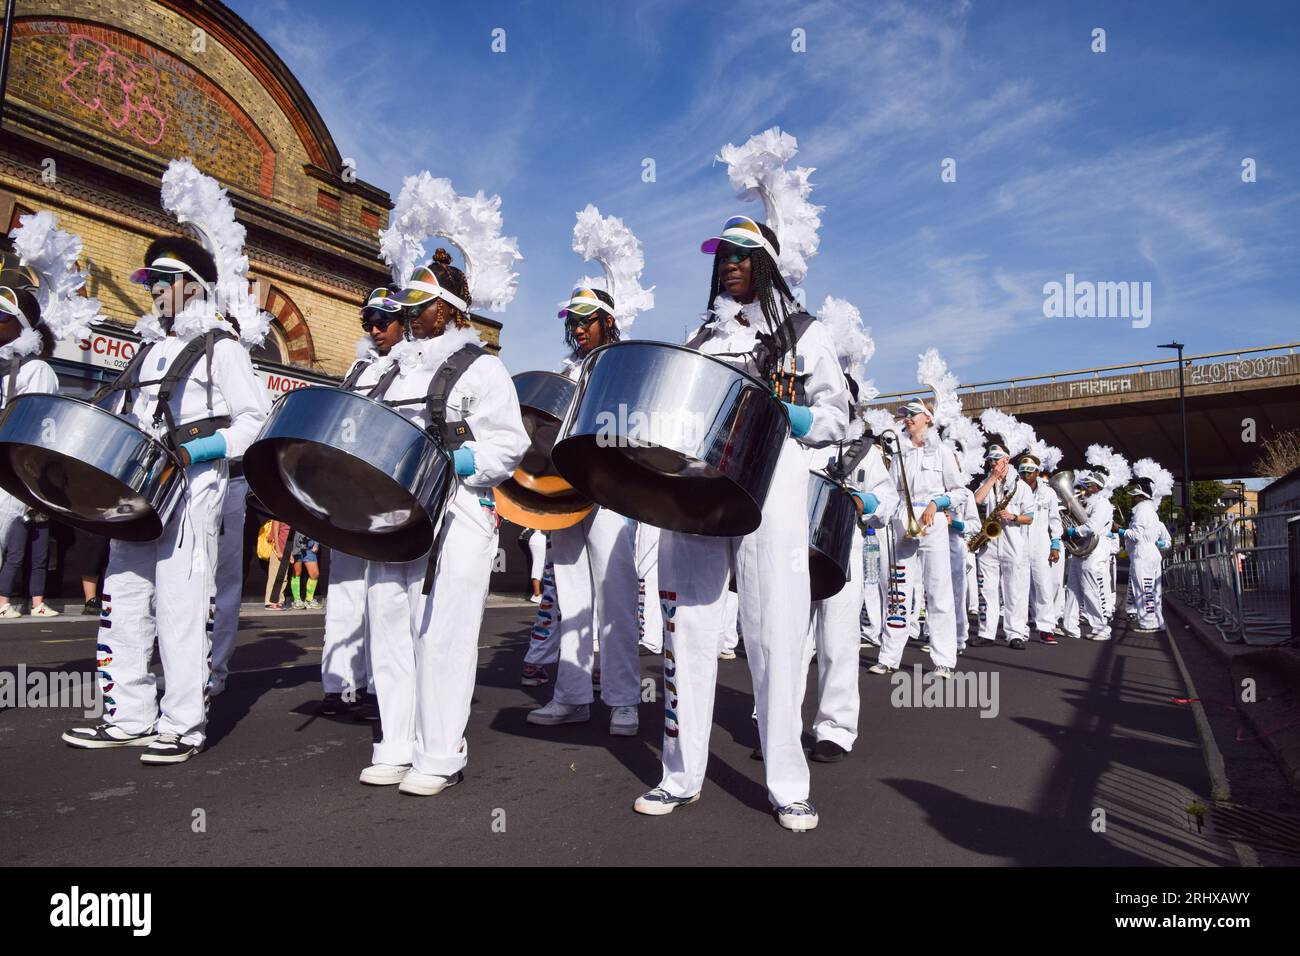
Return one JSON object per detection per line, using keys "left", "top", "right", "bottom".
{"left": 1041, "top": 444, "right": 1064, "bottom": 472}
{"left": 862, "top": 407, "right": 899, "bottom": 440}
{"left": 379, "top": 171, "right": 523, "bottom": 312}
{"left": 715, "top": 127, "right": 822, "bottom": 285}
{"left": 944, "top": 413, "right": 987, "bottom": 480}
{"left": 7, "top": 211, "right": 104, "bottom": 357}
{"left": 157, "top": 159, "right": 271, "bottom": 347}
{"left": 979, "top": 408, "right": 1034, "bottom": 458}
{"left": 1085, "top": 444, "right": 1132, "bottom": 494}
{"left": 1133, "top": 457, "right": 1175, "bottom": 502}
{"left": 816, "top": 296, "right": 873, "bottom": 381}
{"left": 570, "top": 204, "right": 653, "bottom": 333}
{"left": 917, "top": 349, "right": 963, "bottom": 431}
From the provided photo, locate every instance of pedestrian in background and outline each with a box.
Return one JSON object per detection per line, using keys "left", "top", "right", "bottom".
{"left": 263, "top": 519, "right": 290, "bottom": 609}
{"left": 0, "top": 508, "right": 58, "bottom": 617}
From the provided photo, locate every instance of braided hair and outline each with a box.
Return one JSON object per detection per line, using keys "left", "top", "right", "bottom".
{"left": 429, "top": 247, "right": 472, "bottom": 329}
{"left": 563, "top": 287, "right": 619, "bottom": 352}
{"left": 702, "top": 221, "right": 799, "bottom": 371}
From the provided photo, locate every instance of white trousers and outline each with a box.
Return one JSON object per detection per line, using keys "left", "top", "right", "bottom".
{"left": 976, "top": 542, "right": 1030, "bottom": 643}
{"left": 524, "top": 557, "right": 561, "bottom": 666}
{"left": 1027, "top": 540, "right": 1058, "bottom": 634}
{"left": 1064, "top": 555, "right": 1111, "bottom": 639}
{"left": 210, "top": 475, "right": 247, "bottom": 687}
{"left": 657, "top": 438, "right": 810, "bottom": 808}
{"left": 551, "top": 507, "right": 641, "bottom": 707}
{"left": 1129, "top": 552, "right": 1165, "bottom": 630}
{"left": 721, "top": 589, "right": 741, "bottom": 652}
{"left": 636, "top": 523, "right": 663, "bottom": 653}
{"left": 366, "top": 487, "right": 496, "bottom": 775}
{"left": 527, "top": 530, "right": 546, "bottom": 582}
{"left": 321, "top": 550, "right": 370, "bottom": 694}
{"left": 99, "top": 463, "right": 225, "bottom": 747}
{"left": 800, "top": 525, "right": 863, "bottom": 750}
{"left": 880, "top": 529, "right": 956, "bottom": 669}
{"left": 1049, "top": 550, "right": 1067, "bottom": 624}
{"left": 949, "top": 534, "right": 969, "bottom": 647}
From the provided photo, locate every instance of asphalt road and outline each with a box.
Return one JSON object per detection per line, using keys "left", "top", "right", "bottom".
{"left": 0, "top": 602, "right": 1284, "bottom": 866}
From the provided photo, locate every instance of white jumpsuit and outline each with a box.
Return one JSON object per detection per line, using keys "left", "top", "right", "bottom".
{"left": 209, "top": 473, "right": 248, "bottom": 693}
{"left": 319, "top": 355, "right": 385, "bottom": 697}
{"left": 974, "top": 473, "right": 1035, "bottom": 643}
{"left": 547, "top": 355, "right": 642, "bottom": 709}
{"left": 100, "top": 334, "right": 269, "bottom": 747}
{"left": 365, "top": 335, "right": 528, "bottom": 776}
{"left": 656, "top": 304, "right": 849, "bottom": 807}
{"left": 1025, "top": 478, "right": 1064, "bottom": 635}
{"left": 1062, "top": 493, "right": 1115, "bottom": 640}
{"left": 878, "top": 431, "right": 963, "bottom": 670}
{"left": 799, "top": 431, "right": 896, "bottom": 750}
{"left": 1124, "top": 499, "right": 1166, "bottom": 631}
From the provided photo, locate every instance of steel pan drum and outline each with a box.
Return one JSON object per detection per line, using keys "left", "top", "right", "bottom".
{"left": 807, "top": 471, "right": 857, "bottom": 601}
{"left": 243, "top": 386, "right": 454, "bottom": 562}
{"left": 0, "top": 393, "right": 185, "bottom": 540}
{"left": 551, "top": 341, "right": 789, "bottom": 537}
{"left": 495, "top": 371, "right": 594, "bottom": 531}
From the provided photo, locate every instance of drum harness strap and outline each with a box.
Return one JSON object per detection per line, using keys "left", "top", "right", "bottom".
{"left": 687, "top": 310, "right": 816, "bottom": 405}
{"left": 340, "top": 358, "right": 372, "bottom": 391}
{"left": 368, "top": 343, "right": 488, "bottom": 594}
{"left": 3, "top": 354, "right": 28, "bottom": 411}
{"left": 91, "top": 330, "right": 236, "bottom": 553}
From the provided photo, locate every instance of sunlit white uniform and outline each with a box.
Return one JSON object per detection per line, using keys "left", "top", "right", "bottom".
{"left": 1024, "top": 479, "right": 1063, "bottom": 635}
{"left": 1124, "top": 499, "right": 1166, "bottom": 630}
{"left": 636, "top": 523, "right": 663, "bottom": 653}
{"left": 100, "top": 333, "right": 269, "bottom": 747}
{"left": 945, "top": 486, "right": 978, "bottom": 649}
{"left": 657, "top": 302, "right": 848, "bottom": 807}
{"left": 800, "top": 429, "right": 895, "bottom": 750}
{"left": 878, "top": 430, "right": 962, "bottom": 670}
{"left": 1062, "top": 493, "right": 1115, "bottom": 640}
{"left": 366, "top": 335, "right": 528, "bottom": 776}
{"left": 974, "top": 472, "right": 1035, "bottom": 643}
{"left": 0, "top": 359, "right": 60, "bottom": 548}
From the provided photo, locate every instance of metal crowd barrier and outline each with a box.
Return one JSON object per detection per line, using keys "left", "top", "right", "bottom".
{"left": 1164, "top": 509, "right": 1299, "bottom": 645}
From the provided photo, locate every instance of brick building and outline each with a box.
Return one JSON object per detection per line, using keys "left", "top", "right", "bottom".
{"left": 0, "top": 0, "right": 501, "bottom": 399}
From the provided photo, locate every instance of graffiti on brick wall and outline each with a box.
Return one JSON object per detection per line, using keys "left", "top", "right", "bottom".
{"left": 61, "top": 34, "right": 167, "bottom": 146}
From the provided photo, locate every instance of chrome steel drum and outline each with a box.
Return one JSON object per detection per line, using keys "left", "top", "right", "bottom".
{"left": 807, "top": 471, "right": 857, "bottom": 601}
{"left": 0, "top": 393, "right": 185, "bottom": 540}
{"left": 495, "top": 371, "right": 593, "bottom": 531}
{"left": 551, "top": 341, "right": 789, "bottom": 536}
{"left": 243, "top": 386, "right": 454, "bottom": 562}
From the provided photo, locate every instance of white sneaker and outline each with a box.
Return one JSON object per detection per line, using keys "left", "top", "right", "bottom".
{"left": 398, "top": 770, "right": 462, "bottom": 796}
{"left": 718, "top": 648, "right": 737, "bottom": 661}
{"left": 776, "top": 801, "right": 820, "bottom": 831}
{"left": 31, "top": 603, "right": 60, "bottom": 617}
{"left": 359, "top": 763, "right": 411, "bottom": 786}
{"left": 633, "top": 788, "right": 699, "bottom": 816}
{"left": 526, "top": 700, "right": 590, "bottom": 726}
{"left": 609, "top": 705, "right": 639, "bottom": 736}
{"left": 529, "top": 594, "right": 542, "bottom": 604}
{"left": 0, "top": 605, "right": 21, "bottom": 619}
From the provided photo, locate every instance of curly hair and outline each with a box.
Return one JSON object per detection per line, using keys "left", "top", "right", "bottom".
{"left": 562, "top": 287, "right": 619, "bottom": 351}
{"left": 428, "top": 247, "right": 472, "bottom": 329}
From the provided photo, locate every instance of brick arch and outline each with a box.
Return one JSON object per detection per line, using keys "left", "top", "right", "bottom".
{"left": 260, "top": 283, "right": 313, "bottom": 365}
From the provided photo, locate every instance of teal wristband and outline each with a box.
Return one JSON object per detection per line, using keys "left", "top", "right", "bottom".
{"left": 452, "top": 447, "right": 476, "bottom": 477}
{"left": 181, "top": 433, "right": 226, "bottom": 464}
{"left": 852, "top": 491, "right": 879, "bottom": 515}
{"left": 782, "top": 402, "right": 813, "bottom": 438}
{"left": 951, "top": 519, "right": 966, "bottom": 533}
{"left": 933, "top": 494, "right": 951, "bottom": 511}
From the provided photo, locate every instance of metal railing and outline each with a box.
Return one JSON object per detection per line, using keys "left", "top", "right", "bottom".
{"left": 1164, "top": 509, "right": 1298, "bottom": 645}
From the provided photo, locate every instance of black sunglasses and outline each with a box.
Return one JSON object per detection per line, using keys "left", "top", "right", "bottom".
{"left": 721, "top": 249, "right": 753, "bottom": 265}
{"left": 361, "top": 312, "right": 399, "bottom": 332}
{"left": 564, "top": 312, "right": 605, "bottom": 331}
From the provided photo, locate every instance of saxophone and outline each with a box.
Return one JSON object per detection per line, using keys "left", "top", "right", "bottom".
{"left": 967, "top": 478, "right": 1016, "bottom": 554}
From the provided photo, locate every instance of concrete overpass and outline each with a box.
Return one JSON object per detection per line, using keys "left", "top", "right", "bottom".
{"left": 873, "top": 343, "right": 1300, "bottom": 480}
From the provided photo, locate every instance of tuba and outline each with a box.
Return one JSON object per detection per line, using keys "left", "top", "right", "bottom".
{"left": 881, "top": 430, "right": 924, "bottom": 539}
{"left": 1049, "top": 469, "right": 1098, "bottom": 558}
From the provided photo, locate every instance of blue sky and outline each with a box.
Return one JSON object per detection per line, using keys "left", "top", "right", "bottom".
{"left": 233, "top": 0, "right": 1300, "bottom": 391}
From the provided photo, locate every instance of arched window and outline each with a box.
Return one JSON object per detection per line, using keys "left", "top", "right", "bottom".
{"left": 250, "top": 278, "right": 314, "bottom": 366}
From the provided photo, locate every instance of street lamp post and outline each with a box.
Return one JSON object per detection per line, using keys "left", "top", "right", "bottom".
{"left": 1159, "top": 341, "right": 1191, "bottom": 540}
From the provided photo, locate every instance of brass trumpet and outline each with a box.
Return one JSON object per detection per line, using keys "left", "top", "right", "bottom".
{"left": 882, "top": 429, "right": 925, "bottom": 539}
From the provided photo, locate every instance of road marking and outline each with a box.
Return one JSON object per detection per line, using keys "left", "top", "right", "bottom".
{"left": 40, "top": 638, "right": 92, "bottom": 644}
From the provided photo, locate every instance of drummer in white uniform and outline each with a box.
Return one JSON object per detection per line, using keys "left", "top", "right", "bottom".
{"left": 526, "top": 286, "right": 642, "bottom": 736}
{"left": 62, "top": 161, "right": 271, "bottom": 764}
{"left": 359, "top": 247, "right": 528, "bottom": 795}
{"left": 633, "top": 216, "right": 848, "bottom": 831}
{"left": 314, "top": 288, "right": 405, "bottom": 718}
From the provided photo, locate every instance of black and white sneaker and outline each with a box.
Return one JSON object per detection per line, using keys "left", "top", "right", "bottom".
{"left": 1008, "top": 637, "right": 1027, "bottom": 650}
{"left": 139, "top": 733, "right": 200, "bottom": 765}
{"left": 633, "top": 787, "right": 700, "bottom": 816}
{"left": 776, "top": 801, "right": 820, "bottom": 831}
{"left": 62, "top": 723, "right": 158, "bottom": 749}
